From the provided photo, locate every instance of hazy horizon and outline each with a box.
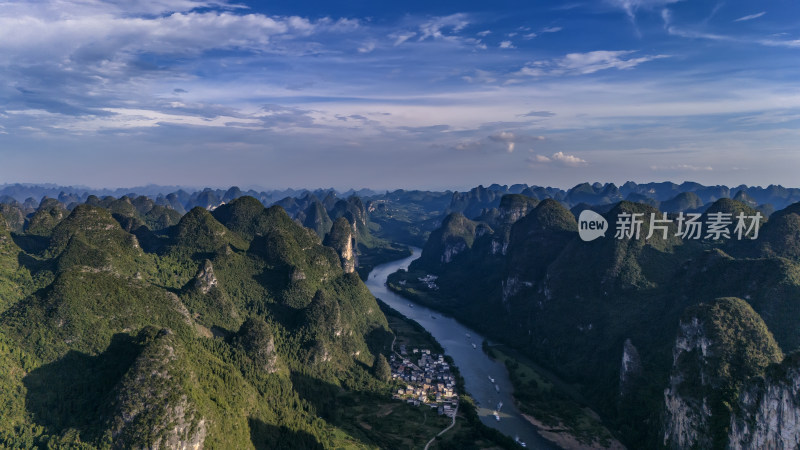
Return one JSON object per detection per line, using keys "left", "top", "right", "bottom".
{"left": 3, "top": 179, "right": 800, "bottom": 197}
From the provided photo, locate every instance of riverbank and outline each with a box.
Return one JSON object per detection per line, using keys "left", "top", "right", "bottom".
{"left": 366, "top": 249, "right": 558, "bottom": 449}
{"left": 379, "top": 300, "right": 519, "bottom": 449}
{"left": 382, "top": 250, "right": 626, "bottom": 449}
{"left": 485, "top": 345, "right": 624, "bottom": 449}
{"left": 520, "top": 415, "right": 624, "bottom": 450}
{"left": 356, "top": 243, "right": 412, "bottom": 280}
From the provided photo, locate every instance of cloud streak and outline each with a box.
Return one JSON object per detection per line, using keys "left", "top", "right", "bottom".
{"left": 1, "top": 0, "right": 800, "bottom": 190}
{"left": 734, "top": 12, "right": 766, "bottom": 22}
{"left": 518, "top": 50, "right": 669, "bottom": 76}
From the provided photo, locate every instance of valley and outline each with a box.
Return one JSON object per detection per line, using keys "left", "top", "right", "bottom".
{"left": 3, "top": 181, "right": 800, "bottom": 448}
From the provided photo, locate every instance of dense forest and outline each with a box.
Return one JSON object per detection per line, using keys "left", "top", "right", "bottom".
{"left": 391, "top": 193, "right": 800, "bottom": 448}
{"left": 4, "top": 180, "right": 800, "bottom": 448}
{"left": 0, "top": 194, "right": 512, "bottom": 449}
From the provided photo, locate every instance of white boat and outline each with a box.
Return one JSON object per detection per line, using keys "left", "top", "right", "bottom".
{"left": 465, "top": 333, "right": 471, "bottom": 338}
{"left": 495, "top": 384, "right": 500, "bottom": 392}
{"left": 472, "top": 343, "right": 477, "bottom": 349}
{"left": 493, "top": 411, "right": 500, "bottom": 421}
{"left": 488, "top": 375, "right": 495, "bottom": 383}
{"left": 497, "top": 401, "right": 503, "bottom": 410}
{"left": 515, "top": 436, "right": 526, "bottom": 447}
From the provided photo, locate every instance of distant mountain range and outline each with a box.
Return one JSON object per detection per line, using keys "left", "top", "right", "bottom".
{"left": 0, "top": 183, "right": 380, "bottom": 208}
{"left": 2, "top": 181, "right": 797, "bottom": 215}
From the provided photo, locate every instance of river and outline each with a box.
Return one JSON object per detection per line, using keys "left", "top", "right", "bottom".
{"left": 365, "top": 248, "right": 557, "bottom": 449}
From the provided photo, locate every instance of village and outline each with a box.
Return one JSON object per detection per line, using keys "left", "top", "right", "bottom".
{"left": 390, "top": 345, "right": 459, "bottom": 418}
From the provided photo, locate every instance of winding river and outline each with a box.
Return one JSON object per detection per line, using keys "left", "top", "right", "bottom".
{"left": 365, "top": 248, "right": 557, "bottom": 449}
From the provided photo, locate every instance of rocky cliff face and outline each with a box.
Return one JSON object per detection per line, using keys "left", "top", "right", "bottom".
{"left": 0, "top": 203, "right": 25, "bottom": 232}
{"left": 448, "top": 185, "right": 504, "bottom": 218}
{"left": 330, "top": 197, "right": 368, "bottom": 230}
{"left": 619, "top": 338, "right": 642, "bottom": 396}
{"left": 413, "top": 213, "right": 479, "bottom": 269}
{"left": 194, "top": 259, "right": 218, "bottom": 294}
{"left": 728, "top": 354, "right": 800, "bottom": 450}
{"left": 235, "top": 318, "right": 280, "bottom": 373}
{"left": 663, "top": 317, "right": 714, "bottom": 449}
{"left": 109, "top": 328, "right": 206, "bottom": 449}
{"left": 662, "top": 298, "right": 783, "bottom": 449}
{"left": 301, "top": 201, "right": 334, "bottom": 239}
{"left": 497, "top": 194, "right": 539, "bottom": 225}
{"left": 323, "top": 217, "right": 357, "bottom": 273}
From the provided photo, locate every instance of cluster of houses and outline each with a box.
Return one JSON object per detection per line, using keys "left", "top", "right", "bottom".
{"left": 417, "top": 274, "right": 439, "bottom": 290}
{"left": 390, "top": 346, "right": 458, "bottom": 417}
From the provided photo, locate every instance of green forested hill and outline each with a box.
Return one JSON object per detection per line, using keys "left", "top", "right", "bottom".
{"left": 391, "top": 197, "right": 800, "bottom": 448}
{"left": 0, "top": 196, "right": 505, "bottom": 449}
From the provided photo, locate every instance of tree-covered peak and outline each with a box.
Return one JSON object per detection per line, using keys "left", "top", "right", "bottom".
{"left": 172, "top": 206, "right": 241, "bottom": 255}
{"left": 48, "top": 204, "right": 140, "bottom": 261}
{"left": 211, "top": 195, "right": 265, "bottom": 236}
{"left": 703, "top": 198, "right": 760, "bottom": 218}
{"left": 518, "top": 198, "right": 577, "bottom": 233}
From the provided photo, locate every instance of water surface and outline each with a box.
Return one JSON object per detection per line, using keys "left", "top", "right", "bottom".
{"left": 365, "top": 248, "right": 556, "bottom": 449}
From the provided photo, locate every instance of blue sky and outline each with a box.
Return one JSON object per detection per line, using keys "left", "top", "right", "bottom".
{"left": 1, "top": 0, "right": 799, "bottom": 190}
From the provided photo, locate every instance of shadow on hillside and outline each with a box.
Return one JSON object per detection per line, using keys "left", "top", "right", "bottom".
{"left": 289, "top": 372, "right": 343, "bottom": 423}
{"left": 248, "top": 418, "right": 324, "bottom": 450}
{"left": 11, "top": 233, "right": 49, "bottom": 255}
{"left": 23, "top": 333, "right": 141, "bottom": 438}
{"left": 365, "top": 326, "right": 394, "bottom": 357}
{"left": 16, "top": 250, "right": 50, "bottom": 275}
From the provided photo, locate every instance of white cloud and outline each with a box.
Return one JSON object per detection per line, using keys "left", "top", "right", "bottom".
{"left": 499, "top": 40, "right": 515, "bottom": 49}
{"left": 663, "top": 9, "right": 799, "bottom": 48}
{"left": 734, "top": 12, "right": 766, "bottom": 22}
{"left": 0, "top": 0, "right": 244, "bottom": 18}
{"left": 489, "top": 131, "right": 517, "bottom": 152}
{"left": 462, "top": 69, "right": 497, "bottom": 84}
{"left": 0, "top": 9, "right": 348, "bottom": 64}
{"left": 453, "top": 131, "right": 544, "bottom": 153}
{"left": 551, "top": 151, "right": 588, "bottom": 166}
{"left": 606, "top": 0, "right": 684, "bottom": 20}
{"left": 418, "top": 13, "right": 469, "bottom": 41}
{"left": 477, "top": 30, "right": 491, "bottom": 37}
{"left": 757, "top": 38, "right": 800, "bottom": 48}
{"left": 358, "top": 41, "right": 376, "bottom": 53}
{"left": 390, "top": 31, "right": 416, "bottom": 46}
{"left": 529, "top": 151, "right": 587, "bottom": 167}
{"left": 518, "top": 50, "right": 668, "bottom": 77}
{"left": 665, "top": 20, "right": 800, "bottom": 49}
{"left": 522, "top": 26, "right": 561, "bottom": 40}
